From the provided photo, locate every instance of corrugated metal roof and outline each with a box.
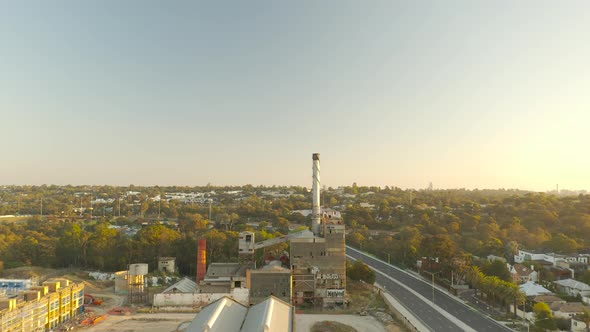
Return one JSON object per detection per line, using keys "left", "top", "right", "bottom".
{"left": 185, "top": 295, "right": 293, "bottom": 332}
{"left": 519, "top": 281, "right": 552, "bottom": 296}
{"left": 206, "top": 263, "right": 247, "bottom": 278}
{"left": 555, "top": 278, "right": 590, "bottom": 291}
{"left": 240, "top": 296, "right": 293, "bottom": 332}
{"left": 184, "top": 296, "right": 247, "bottom": 332}
{"left": 162, "top": 277, "right": 197, "bottom": 294}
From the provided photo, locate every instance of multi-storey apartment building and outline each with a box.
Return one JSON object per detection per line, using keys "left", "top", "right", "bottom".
{"left": 0, "top": 278, "right": 84, "bottom": 332}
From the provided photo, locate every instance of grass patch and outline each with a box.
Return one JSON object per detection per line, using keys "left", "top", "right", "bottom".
{"left": 311, "top": 321, "right": 358, "bottom": 332}
{"left": 346, "top": 279, "right": 382, "bottom": 313}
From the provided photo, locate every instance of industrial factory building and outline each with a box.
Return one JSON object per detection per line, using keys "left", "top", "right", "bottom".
{"left": 200, "top": 263, "right": 247, "bottom": 293}
{"left": 0, "top": 278, "right": 84, "bottom": 331}
{"left": 246, "top": 262, "right": 291, "bottom": 305}
{"left": 153, "top": 153, "right": 345, "bottom": 311}
{"left": 239, "top": 153, "right": 347, "bottom": 308}
{"left": 290, "top": 221, "right": 346, "bottom": 307}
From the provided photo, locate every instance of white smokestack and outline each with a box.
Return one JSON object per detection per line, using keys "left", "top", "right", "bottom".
{"left": 312, "top": 153, "right": 321, "bottom": 236}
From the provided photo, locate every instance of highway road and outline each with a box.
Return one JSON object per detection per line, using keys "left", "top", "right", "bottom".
{"left": 346, "top": 246, "right": 513, "bottom": 332}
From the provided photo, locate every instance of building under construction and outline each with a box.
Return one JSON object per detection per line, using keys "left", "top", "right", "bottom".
{"left": 0, "top": 278, "right": 84, "bottom": 332}
{"left": 239, "top": 153, "right": 346, "bottom": 308}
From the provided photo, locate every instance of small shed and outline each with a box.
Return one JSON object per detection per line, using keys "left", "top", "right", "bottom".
{"left": 158, "top": 257, "right": 176, "bottom": 274}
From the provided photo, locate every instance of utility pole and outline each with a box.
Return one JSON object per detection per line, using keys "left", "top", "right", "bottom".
{"left": 40, "top": 198, "right": 43, "bottom": 217}
{"left": 118, "top": 197, "right": 121, "bottom": 217}
{"left": 208, "top": 199, "right": 212, "bottom": 221}
{"left": 423, "top": 271, "right": 440, "bottom": 304}
{"left": 431, "top": 273, "right": 435, "bottom": 303}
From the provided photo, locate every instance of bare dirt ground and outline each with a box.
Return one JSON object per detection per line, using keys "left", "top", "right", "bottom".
{"left": 297, "top": 314, "right": 388, "bottom": 332}
{"left": 82, "top": 313, "right": 197, "bottom": 332}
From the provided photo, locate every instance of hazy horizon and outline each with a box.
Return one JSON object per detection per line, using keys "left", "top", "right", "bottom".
{"left": 0, "top": 181, "right": 582, "bottom": 194}
{"left": 2, "top": 2, "right": 589, "bottom": 192}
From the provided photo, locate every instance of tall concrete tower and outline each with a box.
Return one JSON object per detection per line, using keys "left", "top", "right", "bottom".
{"left": 312, "top": 153, "right": 321, "bottom": 236}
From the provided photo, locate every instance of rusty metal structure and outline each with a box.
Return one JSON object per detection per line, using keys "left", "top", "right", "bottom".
{"left": 197, "top": 239, "right": 207, "bottom": 283}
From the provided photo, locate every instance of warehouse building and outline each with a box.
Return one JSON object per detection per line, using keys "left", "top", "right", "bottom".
{"left": 247, "top": 261, "right": 291, "bottom": 305}
{"left": 184, "top": 295, "right": 293, "bottom": 332}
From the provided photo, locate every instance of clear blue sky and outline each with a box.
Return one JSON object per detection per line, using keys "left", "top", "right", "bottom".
{"left": 1, "top": 1, "right": 589, "bottom": 191}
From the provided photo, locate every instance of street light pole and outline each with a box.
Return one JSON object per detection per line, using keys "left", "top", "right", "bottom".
{"left": 423, "top": 271, "right": 439, "bottom": 304}
{"left": 432, "top": 273, "right": 435, "bottom": 303}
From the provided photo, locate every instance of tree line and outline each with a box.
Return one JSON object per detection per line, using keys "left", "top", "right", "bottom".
{"left": 2, "top": 185, "right": 590, "bottom": 281}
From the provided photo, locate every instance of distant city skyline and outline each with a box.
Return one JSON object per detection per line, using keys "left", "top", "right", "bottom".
{"left": 1, "top": 1, "right": 589, "bottom": 192}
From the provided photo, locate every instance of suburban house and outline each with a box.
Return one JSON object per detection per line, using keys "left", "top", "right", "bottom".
{"left": 550, "top": 263, "right": 574, "bottom": 281}
{"left": 532, "top": 295, "right": 566, "bottom": 307}
{"left": 514, "top": 249, "right": 557, "bottom": 265}
{"left": 510, "top": 264, "right": 538, "bottom": 284}
{"left": 519, "top": 281, "right": 553, "bottom": 297}
{"left": 554, "top": 279, "right": 590, "bottom": 298}
{"left": 515, "top": 249, "right": 589, "bottom": 267}
{"left": 550, "top": 302, "right": 588, "bottom": 319}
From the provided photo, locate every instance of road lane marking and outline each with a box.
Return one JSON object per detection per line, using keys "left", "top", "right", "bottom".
{"left": 347, "top": 253, "right": 476, "bottom": 332}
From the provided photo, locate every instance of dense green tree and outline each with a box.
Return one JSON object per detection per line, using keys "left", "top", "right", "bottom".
{"left": 87, "top": 223, "right": 120, "bottom": 270}
{"left": 543, "top": 233, "right": 580, "bottom": 254}
{"left": 419, "top": 234, "right": 458, "bottom": 272}
{"left": 134, "top": 225, "right": 181, "bottom": 270}
{"left": 481, "top": 260, "right": 511, "bottom": 282}
{"left": 55, "top": 223, "right": 89, "bottom": 267}
{"left": 347, "top": 259, "right": 375, "bottom": 284}
{"left": 393, "top": 226, "right": 423, "bottom": 267}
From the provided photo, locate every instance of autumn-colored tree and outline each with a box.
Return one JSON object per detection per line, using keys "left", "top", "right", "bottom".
{"left": 347, "top": 259, "right": 375, "bottom": 284}
{"left": 466, "top": 266, "right": 484, "bottom": 297}
{"left": 533, "top": 302, "right": 557, "bottom": 330}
